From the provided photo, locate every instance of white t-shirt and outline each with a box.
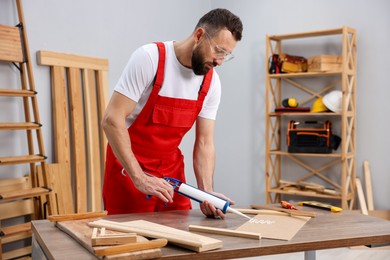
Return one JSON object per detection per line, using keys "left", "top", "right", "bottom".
{"left": 114, "top": 41, "right": 221, "bottom": 128}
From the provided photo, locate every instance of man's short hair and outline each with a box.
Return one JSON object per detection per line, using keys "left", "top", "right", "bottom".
{"left": 195, "top": 8, "right": 243, "bottom": 41}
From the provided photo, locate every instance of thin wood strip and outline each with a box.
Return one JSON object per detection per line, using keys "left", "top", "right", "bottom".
{"left": 94, "top": 239, "right": 167, "bottom": 257}
{"left": 96, "top": 70, "right": 108, "bottom": 175}
{"left": 68, "top": 67, "right": 88, "bottom": 213}
{"left": 188, "top": 225, "right": 261, "bottom": 240}
{"left": 363, "top": 161, "right": 374, "bottom": 211}
{"left": 37, "top": 50, "right": 108, "bottom": 71}
{"left": 251, "top": 204, "right": 317, "bottom": 217}
{"left": 48, "top": 211, "right": 107, "bottom": 222}
{"left": 83, "top": 69, "right": 102, "bottom": 212}
{"left": 355, "top": 178, "right": 368, "bottom": 215}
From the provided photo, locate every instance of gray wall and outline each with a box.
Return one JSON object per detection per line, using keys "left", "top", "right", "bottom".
{"left": 0, "top": 0, "right": 389, "bottom": 210}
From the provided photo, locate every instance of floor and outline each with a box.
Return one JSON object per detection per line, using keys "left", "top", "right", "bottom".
{"left": 245, "top": 246, "right": 390, "bottom": 260}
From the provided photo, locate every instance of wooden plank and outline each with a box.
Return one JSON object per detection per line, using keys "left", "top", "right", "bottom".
{"left": 189, "top": 225, "right": 261, "bottom": 240}
{"left": 47, "top": 163, "right": 74, "bottom": 215}
{"left": 0, "top": 24, "right": 23, "bottom": 62}
{"left": 37, "top": 50, "right": 108, "bottom": 71}
{"left": 68, "top": 67, "right": 87, "bottom": 213}
{"left": 0, "top": 199, "right": 34, "bottom": 220}
{"left": 363, "top": 160, "right": 374, "bottom": 211}
{"left": 91, "top": 228, "right": 137, "bottom": 246}
{"left": 83, "top": 69, "right": 102, "bottom": 212}
{"left": 89, "top": 219, "right": 223, "bottom": 252}
{"left": 1, "top": 222, "right": 31, "bottom": 236}
{"left": 0, "top": 177, "right": 30, "bottom": 191}
{"left": 94, "top": 239, "right": 167, "bottom": 257}
{"left": 51, "top": 66, "right": 71, "bottom": 165}
{"left": 355, "top": 178, "right": 368, "bottom": 215}
{"left": 96, "top": 70, "right": 108, "bottom": 177}
{"left": 251, "top": 204, "right": 317, "bottom": 217}
{"left": 2, "top": 246, "right": 32, "bottom": 260}
{"left": 0, "top": 187, "right": 49, "bottom": 201}
{"left": 56, "top": 219, "right": 162, "bottom": 259}
{"left": 48, "top": 211, "right": 107, "bottom": 222}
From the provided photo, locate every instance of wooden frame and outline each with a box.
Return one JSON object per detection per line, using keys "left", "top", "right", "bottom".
{"left": 265, "top": 27, "right": 356, "bottom": 209}
{"left": 37, "top": 50, "right": 108, "bottom": 213}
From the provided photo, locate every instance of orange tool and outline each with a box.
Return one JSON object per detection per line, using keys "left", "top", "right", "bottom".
{"left": 281, "top": 201, "right": 297, "bottom": 210}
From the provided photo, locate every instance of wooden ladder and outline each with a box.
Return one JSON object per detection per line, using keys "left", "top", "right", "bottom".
{"left": 0, "top": 0, "right": 55, "bottom": 259}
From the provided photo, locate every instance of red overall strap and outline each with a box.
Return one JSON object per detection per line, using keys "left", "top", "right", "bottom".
{"left": 197, "top": 68, "right": 213, "bottom": 110}
{"left": 150, "top": 42, "right": 166, "bottom": 97}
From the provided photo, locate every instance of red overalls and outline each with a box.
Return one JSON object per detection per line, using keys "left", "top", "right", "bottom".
{"left": 103, "top": 42, "right": 213, "bottom": 214}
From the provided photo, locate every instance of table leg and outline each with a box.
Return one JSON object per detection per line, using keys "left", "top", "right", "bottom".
{"left": 32, "top": 235, "right": 48, "bottom": 260}
{"left": 304, "top": 250, "right": 316, "bottom": 260}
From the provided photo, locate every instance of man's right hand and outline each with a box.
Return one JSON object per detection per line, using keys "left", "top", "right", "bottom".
{"left": 132, "top": 173, "right": 174, "bottom": 203}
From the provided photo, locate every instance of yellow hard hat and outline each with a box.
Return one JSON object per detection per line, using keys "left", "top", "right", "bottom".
{"left": 311, "top": 97, "right": 329, "bottom": 113}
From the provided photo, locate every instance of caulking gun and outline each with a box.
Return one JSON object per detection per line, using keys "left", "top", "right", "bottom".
{"left": 164, "top": 177, "right": 251, "bottom": 220}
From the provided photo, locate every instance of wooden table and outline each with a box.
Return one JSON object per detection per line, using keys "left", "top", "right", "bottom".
{"left": 31, "top": 209, "right": 390, "bottom": 260}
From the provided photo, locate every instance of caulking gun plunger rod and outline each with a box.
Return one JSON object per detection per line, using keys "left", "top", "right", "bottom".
{"left": 164, "top": 177, "right": 252, "bottom": 220}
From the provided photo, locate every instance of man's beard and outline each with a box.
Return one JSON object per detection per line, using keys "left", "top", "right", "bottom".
{"left": 191, "top": 46, "right": 215, "bottom": 75}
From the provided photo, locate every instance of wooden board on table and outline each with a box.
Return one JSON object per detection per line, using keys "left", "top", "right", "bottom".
{"left": 236, "top": 214, "right": 310, "bottom": 241}
{"left": 56, "top": 219, "right": 162, "bottom": 259}
{"left": 89, "top": 219, "right": 223, "bottom": 252}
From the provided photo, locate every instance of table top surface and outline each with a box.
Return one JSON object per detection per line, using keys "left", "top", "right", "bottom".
{"left": 32, "top": 208, "right": 390, "bottom": 260}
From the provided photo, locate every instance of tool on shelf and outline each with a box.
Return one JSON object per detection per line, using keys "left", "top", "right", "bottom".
{"left": 164, "top": 177, "right": 251, "bottom": 220}
{"left": 298, "top": 201, "right": 342, "bottom": 212}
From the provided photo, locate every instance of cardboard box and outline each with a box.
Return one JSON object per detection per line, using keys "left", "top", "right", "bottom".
{"left": 308, "top": 55, "right": 342, "bottom": 72}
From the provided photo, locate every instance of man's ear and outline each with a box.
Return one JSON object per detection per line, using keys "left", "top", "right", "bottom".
{"left": 193, "top": 27, "right": 206, "bottom": 43}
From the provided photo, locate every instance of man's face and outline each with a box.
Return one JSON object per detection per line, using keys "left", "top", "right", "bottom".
{"left": 191, "top": 44, "right": 217, "bottom": 75}
{"left": 191, "top": 29, "right": 237, "bottom": 75}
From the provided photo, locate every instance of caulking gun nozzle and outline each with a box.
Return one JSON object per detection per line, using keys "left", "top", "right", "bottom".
{"left": 227, "top": 207, "right": 252, "bottom": 220}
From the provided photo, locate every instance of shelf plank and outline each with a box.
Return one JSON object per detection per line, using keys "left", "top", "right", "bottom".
{"left": 268, "top": 71, "right": 341, "bottom": 78}
{"left": 268, "top": 150, "right": 343, "bottom": 157}
{"left": 267, "top": 27, "right": 355, "bottom": 40}
{"left": 268, "top": 188, "right": 354, "bottom": 200}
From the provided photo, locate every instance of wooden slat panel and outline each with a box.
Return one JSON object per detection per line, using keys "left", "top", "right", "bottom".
{"left": 37, "top": 50, "right": 108, "bottom": 71}
{"left": 83, "top": 69, "right": 102, "bottom": 211}
{"left": 0, "top": 24, "right": 23, "bottom": 62}
{"left": 38, "top": 50, "right": 108, "bottom": 213}
{"left": 68, "top": 67, "right": 87, "bottom": 213}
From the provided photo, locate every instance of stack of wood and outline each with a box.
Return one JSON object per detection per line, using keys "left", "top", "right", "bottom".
{"left": 278, "top": 180, "right": 341, "bottom": 196}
